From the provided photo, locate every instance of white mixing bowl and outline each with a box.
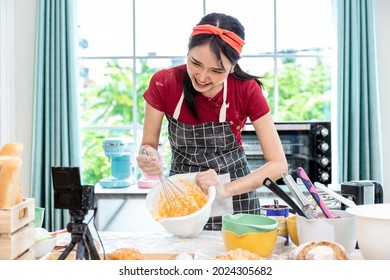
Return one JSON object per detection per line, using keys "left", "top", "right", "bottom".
{"left": 33, "top": 236, "right": 57, "bottom": 258}
{"left": 145, "top": 173, "right": 216, "bottom": 238}
{"left": 296, "top": 209, "right": 357, "bottom": 254}
{"left": 346, "top": 203, "right": 390, "bottom": 260}
{"left": 33, "top": 227, "right": 57, "bottom": 258}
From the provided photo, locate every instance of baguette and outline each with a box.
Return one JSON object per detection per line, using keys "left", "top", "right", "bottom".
{"left": 0, "top": 143, "right": 24, "bottom": 217}
{"left": 0, "top": 157, "right": 22, "bottom": 208}
{"left": 0, "top": 142, "right": 23, "bottom": 157}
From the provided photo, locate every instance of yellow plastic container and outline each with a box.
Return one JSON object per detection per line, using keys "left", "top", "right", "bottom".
{"left": 286, "top": 215, "right": 299, "bottom": 246}
{"left": 222, "top": 229, "right": 278, "bottom": 258}
{"left": 222, "top": 213, "right": 278, "bottom": 235}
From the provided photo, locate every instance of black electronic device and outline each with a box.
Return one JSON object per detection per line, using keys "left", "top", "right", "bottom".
{"left": 340, "top": 180, "right": 384, "bottom": 210}
{"left": 51, "top": 167, "right": 100, "bottom": 260}
{"left": 51, "top": 167, "right": 94, "bottom": 211}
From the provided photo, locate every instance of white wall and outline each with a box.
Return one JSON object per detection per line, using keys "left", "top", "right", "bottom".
{"left": 13, "top": 0, "right": 36, "bottom": 196}
{"left": 0, "top": 0, "right": 35, "bottom": 196}
{"left": 5, "top": 0, "right": 390, "bottom": 201}
{"left": 0, "top": 0, "right": 15, "bottom": 145}
{"left": 375, "top": 0, "right": 390, "bottom": 202}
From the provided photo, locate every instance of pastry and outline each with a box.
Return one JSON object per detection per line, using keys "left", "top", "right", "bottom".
{"left": 215, "top": 248, "right": 266, "bottom": 260}
{"left": 288, "top": 241, "right": 349, "bottom": 260}
{"left": 0, "top": 142, "right": 24, "bottom": 216}
{"left": 0, "top": 157, "right": 22, "bottom": 208}
{"left": 108, "top": 247, "right": 146, "bottom": 260}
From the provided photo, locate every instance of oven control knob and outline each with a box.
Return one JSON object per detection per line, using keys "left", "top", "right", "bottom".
{"left": 320, "top": 172, "right": 330, "bottom": 181}
{"left": 318, "top": 141, "right": 329, "bottom": 152}
{"left": 317, "top": 126, "right": 329, "bottom": 137}
{"left": 318, "top": 157, "right": 329, "bottom": 167}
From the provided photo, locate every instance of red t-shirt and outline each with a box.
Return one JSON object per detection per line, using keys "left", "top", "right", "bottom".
{"left": 143, "top": 64, "right": 270, "bottom": 146}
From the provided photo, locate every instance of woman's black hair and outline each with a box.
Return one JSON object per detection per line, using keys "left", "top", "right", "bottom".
{"left": 183, "top": 13, "right": 263, "bottom": 119}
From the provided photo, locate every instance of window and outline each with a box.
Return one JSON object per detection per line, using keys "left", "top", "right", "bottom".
{"left": 77, "top": 0, "right": 334, "bottom": 185}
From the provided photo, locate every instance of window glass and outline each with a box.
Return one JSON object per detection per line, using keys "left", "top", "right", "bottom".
{"left": 77, "top": 0, "right": 334, "bottom": 184}
{"left": 78, "top": 0, "right": 133, "bottom": 57}
{"left": 135, "top": 0, "right": 203, "bottom": 56}
{"left": 277, "top": 0, "right": 333, "bottom": 54}
{"left": 79, "top": 59, "right": 135, "bottom": 127}
{"left": 238, "top": 56, "right": 275, "bottom": 106}
{"left": 206, "top": 0, "right": 275, "bottom": 55}
{"left": 276, "top": 57, "right": 332, "bottom": 121}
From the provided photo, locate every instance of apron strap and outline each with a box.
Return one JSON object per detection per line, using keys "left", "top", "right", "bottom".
{"left": 218, "top": 79, "right": 228, "bottom": 122}
{"left": 173, "top": 79, "right": 228, "bottom": 121}
{"left": 173, "top": 93, "right": 185, "bottom": 119}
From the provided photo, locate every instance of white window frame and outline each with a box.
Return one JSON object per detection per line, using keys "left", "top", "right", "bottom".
{"left": 77, "top": 0, "right": 335, "bottom": 182}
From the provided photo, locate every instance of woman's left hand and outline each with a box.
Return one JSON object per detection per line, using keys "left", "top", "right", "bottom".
{"left": 194, "top": 169, "right": 228, "bottom": 199}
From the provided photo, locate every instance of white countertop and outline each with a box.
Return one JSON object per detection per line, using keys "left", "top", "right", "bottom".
{"left": 54, "top": 230, "right": 287, "bottom": 260}
{"left": 53, "top": 230, "right": 362, "bottom": 260}
{"left": 94, "top": 183, "right": 150, "bottom": 195}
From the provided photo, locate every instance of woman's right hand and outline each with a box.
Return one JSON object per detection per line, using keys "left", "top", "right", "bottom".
{"left": 195, "top": 169, "right": 229, "bottom": 199}
{"left": 136, "top": 146, "right": 164, "bottom": 177}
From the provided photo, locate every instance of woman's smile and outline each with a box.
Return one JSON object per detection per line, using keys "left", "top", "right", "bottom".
{"left": 193, "top": 76, "right": 212, "bottom": 89}
{"left": 187, "top": 44, "right": 232, "bottom": 96}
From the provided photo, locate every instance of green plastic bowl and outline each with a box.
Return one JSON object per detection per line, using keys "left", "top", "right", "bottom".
{"left": 222, "top": 213, "right": 278, "bottom": 235}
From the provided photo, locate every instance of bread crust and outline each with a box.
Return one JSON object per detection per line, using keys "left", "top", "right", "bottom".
{"left": 0, "top": 143, "right": 24, "bottom": 217}
{"left": 215, "top": 248, "right": 266, "bottom": 260}
{"left": 108, "top": 248, "right": 146, "bottom": 260}
{"left": 0, "top": 142, "right": 23, "bottom": 157}
{"left": 288, "top": 241, "right": 349, "bottom": 260}
{"left": 0, "top": 157, "right": 22, "bottom": 208}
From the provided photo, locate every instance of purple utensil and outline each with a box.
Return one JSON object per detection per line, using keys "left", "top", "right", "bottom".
{"left": 296, "top": 167, "right": 334, "bottom": 219}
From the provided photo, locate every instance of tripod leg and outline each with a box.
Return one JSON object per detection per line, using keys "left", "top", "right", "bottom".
{"left": 58, "top": 242, "right": 76, "bottom": 260}
{"left": 83, "top": 227, "right": 100, "bottom": 260}
{"left": 76, "top": 240, "right": 85, "bottom": 260}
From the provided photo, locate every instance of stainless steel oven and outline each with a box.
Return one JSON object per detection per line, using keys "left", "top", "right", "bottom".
{"left": 242, "top": 121, "right": 331, "bottom": 185}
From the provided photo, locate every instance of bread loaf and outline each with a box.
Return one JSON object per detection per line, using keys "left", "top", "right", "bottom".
{"left": 0, "top": 143, "right": 24, "bottom": 215}
{"left": 0, "top": 142, "right": 23, "bottom": 157}
{"left": 108, "top": 248, "right": 146, "bottom": 260}
{"left": 288, "top": 241, "right": 349, "bottom": 260}
{"left": 0, "top": 157, "right": 22, "bottom": 208}
{"left": 215, "top": 248, "right": 266, "bottom": 260}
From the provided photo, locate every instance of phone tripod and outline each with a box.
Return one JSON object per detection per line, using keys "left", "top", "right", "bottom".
{"left": 58, "top": 210, "right": 100, "bottom": 260}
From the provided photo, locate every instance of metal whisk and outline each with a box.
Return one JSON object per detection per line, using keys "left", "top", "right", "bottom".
{"left": 158, "top": 174, "right": 189, "bottom": 210}
{"left": 281, "top": 171, "right": 320, "bottom": 219}
{"left": 140, "top": 147, "right": 188, "bottom": 210}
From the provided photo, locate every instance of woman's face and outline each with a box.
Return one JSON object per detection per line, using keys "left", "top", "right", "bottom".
{"left": 186, "top": 44, "right": 233, "bottom": 95}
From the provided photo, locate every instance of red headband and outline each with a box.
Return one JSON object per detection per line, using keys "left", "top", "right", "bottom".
{"left": 190, "top": 24, "right": 245, "bottom": 55}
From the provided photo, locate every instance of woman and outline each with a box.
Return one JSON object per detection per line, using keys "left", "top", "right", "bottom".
{"left": 137, "top": 12, "right": 288, "bottom": 230}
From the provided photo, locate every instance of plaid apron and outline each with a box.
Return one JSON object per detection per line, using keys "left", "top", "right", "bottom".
{"left": 167, "top": 80, "right": 261, "bottom": 230}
